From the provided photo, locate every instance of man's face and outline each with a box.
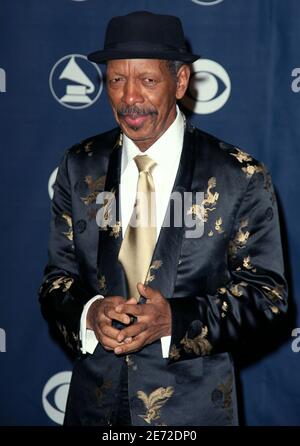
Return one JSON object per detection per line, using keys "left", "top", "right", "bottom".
{"left": 106, "top": 59, "right": 190, "bottom": 150}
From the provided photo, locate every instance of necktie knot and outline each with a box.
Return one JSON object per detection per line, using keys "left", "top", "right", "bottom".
{"left": 134, "top": 155, "right": 156, "bottom": 174}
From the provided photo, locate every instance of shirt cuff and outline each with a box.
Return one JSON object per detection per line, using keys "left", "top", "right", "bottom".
{"left": 161, "top": 335, "right": 171, "bottom": 358}
{"left": 80, "top": 295, "right": 104, "bottom": 354}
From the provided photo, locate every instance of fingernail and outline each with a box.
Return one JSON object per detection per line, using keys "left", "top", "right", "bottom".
{"left": 115, "top": 347, "right": 122, "bottom": 354}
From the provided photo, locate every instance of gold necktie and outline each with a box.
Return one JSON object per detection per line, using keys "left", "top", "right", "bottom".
{"left": 118, "top": 155, "right": 157, "bottom": 300}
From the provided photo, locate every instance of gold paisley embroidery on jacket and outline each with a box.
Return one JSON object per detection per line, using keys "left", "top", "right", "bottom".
{"left": 242, "top": 255, "right": 257, "bottom": 272}
{"left": 113, "top": 132, "right": 123, "bottom": 150}
{"left": 98, "top": 274, "right": 107, "bottom": 292}
{"left": 270, "top": 306, "right": 280, "bottom": 314}
{"left": 56, "top": 322, "right": 75, "bottom": 350}
{"left": 169, "top": 344, "right": 181, "bottom": 361}
{"left": 242, "top": 164, "right": 264, "bottom": 178}
{"left": 56, "top": 322, "right": 68, "bottom": 342}
{"left": 202, "top": 177, "right": 219, "bottom": 221}
{"left": 180, "top": 326, "right": 212, "bottom": 355}
{"left": 187, "top": 177, "right": 219, "bottom": 226}
{"left": 218, "top": 375, "right": 233, "bottom": 410}
{"left": 95, "top": 380, "right": 112, "bottom": 400}
{"left": 98, "top": 187, "right": 117, "bottom": 231}
{"left": 110, "top": 221, "right": 121, "bottom": 238}
{"left": 262, "top": 285, "right": 284, "bottom": 302}
{"left": 137, "top": 387, "right": 174, "bottom": 424}
{"left": 125, "top": 355, "right": 137, "bottom": 371}
{"left": 221, "top": 301, "right": 229, "bottom": 318}
{"left": 236, "top": 256, "right": 256, "bottom": 272}
{"left": 218, "top": 375, "right": 234, "bottom": 424}
{"left": 75, "top": 138, "right": 94, "bottom": 155}
{"left": 230, "top": 283, "right": 247, "bottom": 297}
{"left": 230, "top": 148, "right": 253, "bottom": 164}
{"left": 229, "top": 220, "right": 249, "bottom": 256}
{"left": 81, "top": 175, "right": 106, "bottom": 206}
{"left": 229, "top": 147, "right": 264, "bottom": 179}
{"left": 187, "top": 204, "right": 202, "bottom": 223}
{"left": 218, "top": 282, "right": 248, "bottom": 299}
{"left": 62, "top": 213, "right": 73, "bottom": 241}
{"left": 215, "top": 217, "right": 224, "bottom": 234}
{"left": 71, "top": 331, "right": 79, "bottom": 342}
{"left": 145, "top": 260, "right": 163, "bottom": 284}
{"left": 49, "top": 277, "right": 74, "bottom": 293}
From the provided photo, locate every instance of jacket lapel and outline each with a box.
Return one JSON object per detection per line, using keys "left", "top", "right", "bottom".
{"left": 145, "top": 124, "right": 196, "bottom": 299}
{"left": 97, "top": 135, "right": 127, "bottom": 297}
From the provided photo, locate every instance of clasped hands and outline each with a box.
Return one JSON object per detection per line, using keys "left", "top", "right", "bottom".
{"left": 86, "top": 282, "right": 172, "bottom": 355}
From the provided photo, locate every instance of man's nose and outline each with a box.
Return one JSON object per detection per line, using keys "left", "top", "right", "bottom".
{"left": 121, "top": 79, "right": 143, "bottom": 105}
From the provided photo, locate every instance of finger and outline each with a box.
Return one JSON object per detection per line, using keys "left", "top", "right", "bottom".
{"left": 100, "top": 334, "right": 124, "bottom": 351}
{"left": 114, "top": 303, "right": 142, "bottom": 316}
{"left": 114, "top": 333, "right": 145, "bottom": 355}
{"left": 117, "top": 322, "right": 147, "bottom": 343}
{"left": 105, "top": 308, "right": 132, "bottom": 325}
{"left": 100, "top": 323, "right": 121, "bottom": 340}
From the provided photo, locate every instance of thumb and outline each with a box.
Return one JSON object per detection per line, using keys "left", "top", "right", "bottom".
{"left": 137, "top": 282, "right": 153, "bottom": 300}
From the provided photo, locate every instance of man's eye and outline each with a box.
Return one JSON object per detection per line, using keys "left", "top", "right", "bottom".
{"left": 111, "top": 77, "right": 123, "bottom": 83}
{"left": 144, "top": 78, "right": 157, "bottom": 85}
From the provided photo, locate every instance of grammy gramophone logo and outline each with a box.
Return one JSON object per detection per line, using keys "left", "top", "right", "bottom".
{"left": 49, "top": 54, "right": 103, "bottom": 109}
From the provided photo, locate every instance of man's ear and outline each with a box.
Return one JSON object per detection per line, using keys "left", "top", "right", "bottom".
{"left": 175, "top": 64, "right": 191, "bottom": 100}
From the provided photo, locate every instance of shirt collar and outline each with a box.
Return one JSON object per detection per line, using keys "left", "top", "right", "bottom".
{"left": 121, "top": 105, "right": 185, "bottom": 174}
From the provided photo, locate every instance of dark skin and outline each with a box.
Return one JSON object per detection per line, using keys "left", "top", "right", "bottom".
{"left": 87, "top": 58, "right": 190, "bottom": 355}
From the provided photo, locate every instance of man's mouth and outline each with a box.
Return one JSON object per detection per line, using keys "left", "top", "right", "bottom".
{"left": 122, "top": 114, "right": 149, "bottom": 127}
{"left": 117, "top": 107, "right": 158, "bottom": 129}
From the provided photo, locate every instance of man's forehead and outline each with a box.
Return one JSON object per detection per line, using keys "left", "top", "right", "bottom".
{"left": 107, "top": 59, "right": 165, "bottom": 68}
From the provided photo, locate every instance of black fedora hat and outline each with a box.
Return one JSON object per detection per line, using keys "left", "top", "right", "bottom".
{"left": 87, "top": 11, "right": 200, "bottom": 64}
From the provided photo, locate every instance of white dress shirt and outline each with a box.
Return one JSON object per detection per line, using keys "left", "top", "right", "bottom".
{"left": 80, "top": 106, "right": 185, "bottom": 358}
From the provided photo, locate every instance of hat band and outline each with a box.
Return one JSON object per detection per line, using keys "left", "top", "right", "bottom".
{"left": 104, "top": 40, "right": 188, "bottom": 54}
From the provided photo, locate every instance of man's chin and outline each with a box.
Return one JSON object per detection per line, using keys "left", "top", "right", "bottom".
{"left": 121, "top": 123, "right": 150, "bottom": 139}
{"left": 122, "top": 128, "right": 154, "bottom": 147}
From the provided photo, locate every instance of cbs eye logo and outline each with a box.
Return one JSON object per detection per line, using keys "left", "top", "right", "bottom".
{"left": 42, "top": 371, "right": 72, "bottom": 425}
{"left": 182, "top": 59, "right": 231, "bottom": 114}
{"left": 191, "top": 0, "right": 224, "bottom": 5}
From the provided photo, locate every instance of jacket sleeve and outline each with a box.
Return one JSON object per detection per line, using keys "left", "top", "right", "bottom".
{"left": 168, "top": 166, "right": 288, "bottom": 361}
{"left": 38, "top": 148, "right": 94, "bottom": 352}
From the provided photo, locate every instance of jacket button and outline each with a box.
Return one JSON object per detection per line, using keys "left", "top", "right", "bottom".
{"left": 75, "top": 219, "right": 87, "bottom": 233}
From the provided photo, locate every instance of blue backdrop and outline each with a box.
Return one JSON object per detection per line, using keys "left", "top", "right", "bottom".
{"left": 1, "top": 0, "right": 299, "bottom": 426}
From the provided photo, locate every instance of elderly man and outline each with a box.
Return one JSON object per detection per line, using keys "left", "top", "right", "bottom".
{"left": 39, "top": 11, "right": 287, "bottom": 426}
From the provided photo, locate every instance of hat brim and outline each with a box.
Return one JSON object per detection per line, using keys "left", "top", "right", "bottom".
{"left": 87, "top": 50, "right": 200, "bottom": 64}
